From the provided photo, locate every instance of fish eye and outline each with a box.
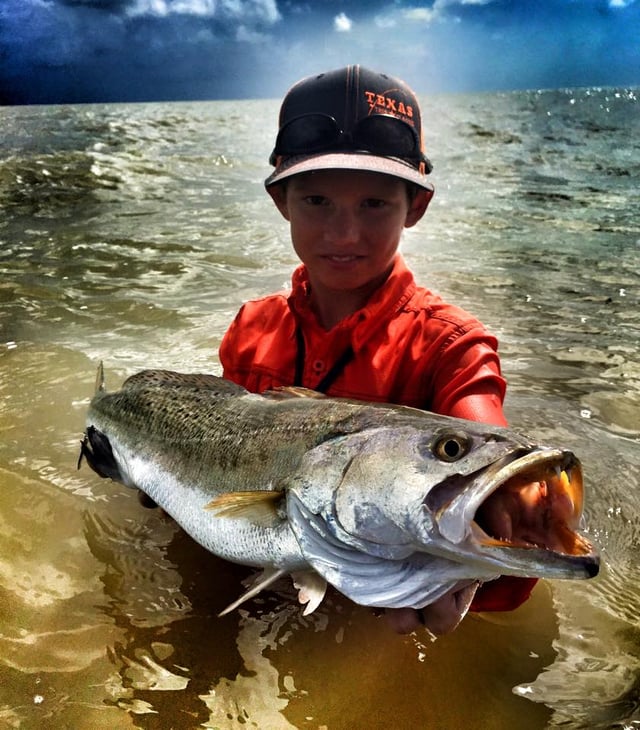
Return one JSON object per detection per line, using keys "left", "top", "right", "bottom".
{"left": 433, "top": 433, "right": 471, "bottom": 462}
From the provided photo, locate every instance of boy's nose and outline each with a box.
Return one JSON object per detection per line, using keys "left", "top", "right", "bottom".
{"left": 325, "top": 209, "right": 360, "bottom": 246}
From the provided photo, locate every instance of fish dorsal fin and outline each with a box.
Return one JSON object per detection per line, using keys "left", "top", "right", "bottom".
{"left": 291, "top": 571, "right": 327, "bottom": 616}
{"left": 95, "top": 361, "right": 106, "bottom": 394}
{"left": 204, "top": 490, "right": 284, "bottom": 526}
{"left": 218, "top": 567, "right": 287, "bottom": 617}
{"left": 262, "top": 386, "right": 327, "bottom": 400}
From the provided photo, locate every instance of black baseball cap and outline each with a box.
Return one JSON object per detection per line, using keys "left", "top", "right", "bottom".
{"left": 265, "top": 65, "right": 434, "bottom": 191}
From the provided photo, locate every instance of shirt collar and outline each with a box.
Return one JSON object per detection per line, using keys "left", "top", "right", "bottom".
{"left": 288, "top": 254, "right": 417, "bottom": 350}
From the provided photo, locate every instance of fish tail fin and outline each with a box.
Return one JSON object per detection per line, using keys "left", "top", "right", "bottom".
{"left": 218, "top": 567, "right": 287, "bottom": 617}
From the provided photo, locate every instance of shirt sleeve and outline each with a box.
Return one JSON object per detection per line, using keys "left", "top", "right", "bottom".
{"left": 437, "top": 339, "right": 507, "bottom": 427}
{"left": 470, "top": 576, "right": 538, "bottom": 612}
{"left": 219, "top": 304, "right": 270, "bottom": 389}
{"left": 428, "top": 326, "right": 507, "bottom": 423}
{"left": 219, "top": 308, "right": 244, "bottom": 383}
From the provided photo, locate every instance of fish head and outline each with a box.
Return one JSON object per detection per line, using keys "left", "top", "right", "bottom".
{"left": 288, "top": 414, "right": 599, "bottom": 585}
{"left": 427, "top": 444, "right": 599, "bottom": 579}
{"left": 331, "top": 422, "right": 526, "bottom": 551}
{"left": 289, "top": 418, "right": 529, "bottom": 544}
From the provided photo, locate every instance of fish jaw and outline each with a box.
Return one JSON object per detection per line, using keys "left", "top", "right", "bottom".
{"left": 286, "top": 424, "right": 524, "bottom": 558}
{"left": 432, "top": 448, "right": 600, "bottom": 580}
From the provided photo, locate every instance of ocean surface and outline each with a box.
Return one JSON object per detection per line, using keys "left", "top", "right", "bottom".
{"left": 0, "top": 87, "right": 639, "bottom": 729}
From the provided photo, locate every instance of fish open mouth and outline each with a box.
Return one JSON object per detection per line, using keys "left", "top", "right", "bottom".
{"left": 469, "top": 449, "right": 598, "bottom": 575}
{"left": 433, "top": 447, "right": 598, "bottom": 578}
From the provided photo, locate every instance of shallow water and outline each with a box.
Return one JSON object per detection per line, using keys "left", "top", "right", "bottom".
{"left": 1, "top": 88, "right": 639, "bottom": 729}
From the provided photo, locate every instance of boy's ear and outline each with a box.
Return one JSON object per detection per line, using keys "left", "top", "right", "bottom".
{"left": 405, "top": 188, "right": 433, "bottom": 228}
{"left": 267, "top": 184, "right": 291, "bottom": 221}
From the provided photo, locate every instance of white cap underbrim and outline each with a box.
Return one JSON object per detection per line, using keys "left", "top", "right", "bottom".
{"left": 265, "top": 151, "right": 434, "bottom": 192}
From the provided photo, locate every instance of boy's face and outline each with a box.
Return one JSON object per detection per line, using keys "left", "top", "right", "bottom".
{"left": 269, "top": 169, "right": 431, "bottom": 296}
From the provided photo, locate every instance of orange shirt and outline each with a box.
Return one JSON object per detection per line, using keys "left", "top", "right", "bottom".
{"left": 219, "top": 255, "right": 536, "bottom": 611}
{"left": 221, "top": 256, "right": 506, "bottom": 410}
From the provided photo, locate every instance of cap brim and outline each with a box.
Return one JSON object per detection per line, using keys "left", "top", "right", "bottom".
{"left": 264, "top": 152, "right": 434, "bottom": 192}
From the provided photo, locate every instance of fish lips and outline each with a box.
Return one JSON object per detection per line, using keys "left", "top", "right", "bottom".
{"left": 433, "top": 447, "right": 600, "bottom": 579}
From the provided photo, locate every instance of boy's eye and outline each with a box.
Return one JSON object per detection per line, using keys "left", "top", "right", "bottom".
{"left": 363, "top": 198, "right": 387, "bottom": 209}
{"left": 303, "top": 195, "right": 328, "bottom": 206}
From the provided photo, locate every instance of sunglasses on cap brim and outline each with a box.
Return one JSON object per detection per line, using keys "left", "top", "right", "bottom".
{"left": 270, "top": 113, "right": 433, "bottom": 174}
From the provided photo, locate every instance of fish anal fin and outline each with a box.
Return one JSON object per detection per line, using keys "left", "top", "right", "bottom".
{"left": 292, "top": 571, "right": 327, "bottom": 616}
{"left": 204, "top": 490, "right": 284, "bottom": 526}
{"left": 262, "top": 386, "right": 327, "bottom": 400}
{"left": 218, "top": 567, "right": 287, "bottom": 617}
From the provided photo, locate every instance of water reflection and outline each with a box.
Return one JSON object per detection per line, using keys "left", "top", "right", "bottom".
{"left": 1, "top": 90, "right": 639, "bottom": 728}
{"left": 83, "top": 508, "right": 561, "bottom": 729}
{"left": 0, "top": 306, "right": 637, "bottom": 729}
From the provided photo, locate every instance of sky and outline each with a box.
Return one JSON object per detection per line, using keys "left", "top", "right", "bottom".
{"left": 0, "top": 0, "right": 638, "bottom": 105}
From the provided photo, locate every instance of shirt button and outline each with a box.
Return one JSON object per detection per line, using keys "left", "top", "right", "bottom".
{"left": 312, "top": 359, "right": 324, "bottom": 373}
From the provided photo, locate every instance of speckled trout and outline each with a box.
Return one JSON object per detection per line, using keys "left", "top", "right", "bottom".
{"left": 78, "top": 367, "right": 599, "bottom": 634}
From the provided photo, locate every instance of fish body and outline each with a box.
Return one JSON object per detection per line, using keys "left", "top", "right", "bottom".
{"left": 79, "top": 368, "right": 598, "bottom": 626}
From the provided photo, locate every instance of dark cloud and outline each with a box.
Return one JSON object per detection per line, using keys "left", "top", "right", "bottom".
{"left": 58, "top": 0, "right": 132, "bottom": 9}
{"left": 0, "top": 0, "right": 638, "bottom": 105}
{"left": 0, "top": 0, "right": 283, "bottom": 104}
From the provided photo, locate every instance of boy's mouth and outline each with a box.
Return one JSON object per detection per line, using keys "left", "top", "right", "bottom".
{"left": 324, "top": 254, "right": 363, "bottom": 263}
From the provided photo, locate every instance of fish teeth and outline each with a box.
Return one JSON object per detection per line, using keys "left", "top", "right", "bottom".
{"left": 552, "top": 464, "right": 572, "bottom": 487}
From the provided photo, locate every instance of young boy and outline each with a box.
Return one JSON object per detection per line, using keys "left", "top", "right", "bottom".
{"left": 219, "top": 65, "right": 536, "bottom": 633}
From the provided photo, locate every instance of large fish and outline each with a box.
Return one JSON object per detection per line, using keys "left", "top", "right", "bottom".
{"left": 78, "top": 367, "right": 599, "bottom": 634}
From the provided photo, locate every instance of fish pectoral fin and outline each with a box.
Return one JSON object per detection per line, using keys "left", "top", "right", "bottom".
{"left": 204, "top": 490, "right": 284, "bottom": 526}
{"left": 291, "top": 571, "right": 327, "bottom": 616}
{"left": 262, "top": 386, "right": 327, "bottom": 400}
{"left": 218, "top": 567, "right": 287, "bottom": 617}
